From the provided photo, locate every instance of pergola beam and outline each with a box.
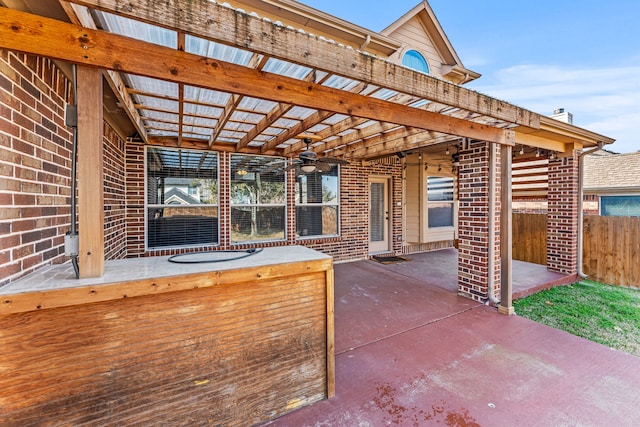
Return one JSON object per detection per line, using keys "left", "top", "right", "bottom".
{"left": 69, "top": 0, "right": 540, "bottom": 129}
{"left": 0, "top": 8, "right": 513, "bottom": 146}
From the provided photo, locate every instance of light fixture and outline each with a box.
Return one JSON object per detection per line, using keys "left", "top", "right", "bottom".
{"left": 301, "top": 164, "right": 316, "bottom": 173}
{"left": 445, "top": 144, "right": 450, "bottom": 155}
{"left": 549, "top": 152, "right": 556, "bottom": 160}
{"left": 519, "top": 145, "right": 524, "bottom": 155}
{"left": 236, "top": 169, "right": 248, "bottom": 176}
{"left": 536, "top": 148, "right": 541, "bottom": 158}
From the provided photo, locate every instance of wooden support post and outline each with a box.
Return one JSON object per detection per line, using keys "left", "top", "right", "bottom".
{"left": 76, "top": 66, "right": 105, "bottom": 278}
{"left": 326, "top": 268, "right": 335, "bottom": 398}
{"left": 499, "top": 144, "right": 514, "bottom": 315}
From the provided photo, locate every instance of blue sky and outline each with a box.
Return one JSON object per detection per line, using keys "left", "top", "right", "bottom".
{"left": 299, "top": 0, "right": 640, "bottom": 153}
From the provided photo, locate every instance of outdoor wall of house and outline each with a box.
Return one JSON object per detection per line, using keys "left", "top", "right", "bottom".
{"left": 103, "top": 123, "right": 127, "bottom": 260}
{"left": 457, "top": 141, "right": 501, "bottom": 302}
{"left": 384, "top": 17, "right": 444, "bottom": 78}
{"left": 403, "top": 153, "right": 457, "bottom": 254}
{"left": 0, "top": 50, "right": 129, "bottom": 286}
{"left": 0, "top": 50, "right": 73, "bottom": 286}
{"left": 123, "top": 141, "right": 403, "bottom": 262}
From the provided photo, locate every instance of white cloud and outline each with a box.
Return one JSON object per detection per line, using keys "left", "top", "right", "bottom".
{"left": 470, "top": 64, "right": 640, "bottom": 153}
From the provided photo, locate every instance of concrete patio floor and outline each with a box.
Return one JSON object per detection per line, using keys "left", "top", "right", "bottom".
{"left": 264, "top": 250, "right": 640, "bottom": 426}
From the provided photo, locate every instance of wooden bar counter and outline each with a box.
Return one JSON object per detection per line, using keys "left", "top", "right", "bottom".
{"left": 0, "top": 246, "right": 334, "bottom": 426}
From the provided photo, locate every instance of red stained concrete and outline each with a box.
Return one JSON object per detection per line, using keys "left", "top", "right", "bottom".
{"left": 264, "top": 250, "right": 640, "bottom": 426}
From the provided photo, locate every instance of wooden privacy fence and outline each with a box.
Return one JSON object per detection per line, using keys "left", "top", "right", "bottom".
{"left": 512, "top": 213, "right": 640, "bottom": 288}
{"left": 512, "top": 214, "right": 547, "bottom": 266}
{"left": 583, "top": 216, "right": 640, "bottom": 288}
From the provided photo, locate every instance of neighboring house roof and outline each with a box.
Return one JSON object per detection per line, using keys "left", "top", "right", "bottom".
{"left": 164, "top": 188, "right": 201, "bottom": 205}
{"left": 381, "top": 0, "right": 480, "bottom": 84}
{"left": 584, "top": 151, "right": 640, "bottom": 193}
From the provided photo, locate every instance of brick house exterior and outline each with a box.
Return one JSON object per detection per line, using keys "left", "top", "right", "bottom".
{"left": 0, "top": 0, "right": 613, "bottom": 302}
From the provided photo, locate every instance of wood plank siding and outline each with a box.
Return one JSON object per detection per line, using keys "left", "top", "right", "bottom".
{"left": 387, "top": 18, "right": 443, "bottom": 77}
{"left": 0, "top": 256, "right": 334, "bottom": 425}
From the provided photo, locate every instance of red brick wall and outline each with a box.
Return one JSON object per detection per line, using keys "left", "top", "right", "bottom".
{"left": 0, "top": 51, "right": 73, "bottom": 286}
{"left": 123, "top": 146, "right": 403, "bottom": 262}
{"left": 0, "top": 51, "right": 128, "bottom": 286}
{"left": 457, "top": 141, "right": 500, "bottom": 302}
{"left": 547, "top": 152, "right": 579, "bottom": 274}
{"left": 301, "top": 161, "right": 403, "bottom": 262}
{"left": 103, "top": 123, "right": 127, "bottom": 260}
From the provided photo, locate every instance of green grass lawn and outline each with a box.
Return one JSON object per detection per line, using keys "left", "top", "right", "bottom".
{"left": 514, "top": 280, "right": 640, "bottom": 358}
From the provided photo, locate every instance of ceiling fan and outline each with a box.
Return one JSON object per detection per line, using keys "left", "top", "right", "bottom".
{"left": 284, "top": 134, "right": 349, "bottom": 173}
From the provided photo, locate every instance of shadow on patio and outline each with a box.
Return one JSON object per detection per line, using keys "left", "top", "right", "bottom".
{"left": 264, "top": 249, "right": 640, "bottom": 426}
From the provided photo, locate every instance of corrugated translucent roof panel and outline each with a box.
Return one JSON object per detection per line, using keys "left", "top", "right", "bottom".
{"left": 410, "top": 99, "right": 431, "bottom": 108}
{"left": 126, "top": 75, "right": 177, "bottom": 97}
{"left": 141, "top": 110, "right": 179, "bottom": 122}
{"left": 238, "top": 97, "right": 279, "bottom": 114}
{"left": 261, "top": 128, "right": 285, "bottom": 136}
{"left": 371, "top": 88, "right": 398, "bottom": 100}
{"left": 183, "top": 125, "right": 214, "bottom": 135}
{"left": 95, "top": 11, "right": 177, "bottom": 48}
{"left": 185, "top": 86, "right": 231, "bottom": 107}
{"left": 273, "top": 118, "right": 301, "bottom": 128}
{"left": 263, "top": 58, "right": 312, "bottom": 80}
{"left": 322, "top": 114, "right": 349, "bottom": 125}
{"left": 224, "top": 122, "right": 254, "bottom": 132}
{"left": 185, "top": 35, "right": 256, "bottom": 66}
{"left": 322, "top": 75, "right": 361, "bottom": 91}
{"left": 219, "top": 130, "right": 247, "bottom": 140}
{"left": 183, "top": 103, "right": 223, "bottom": 118}
{"left": 183, "top": 116, "right": 218, "bottom": 129}
{"left": 306, "top": 124, "right": 329, "bottom": 133}
{"left": 231, "top": 111, "right": 265, "bottom": 124}
{"left": 285, "top": 106, "right": 316, "bottom": 120}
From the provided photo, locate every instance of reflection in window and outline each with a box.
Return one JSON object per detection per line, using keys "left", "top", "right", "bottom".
{"left": 230, "top": 154, "right": 286, "bottom": 243}
{"left": 427, "top": 177, "right": 454, "bottom": 228}
{"left": 296, "top": 167, "right": 340, "bottom": 238}
{"left": 600, "top": 196, "right": 640, "bottom": 216}
{"left": 146, "top": 147, "right": 219, "bottom": 249}
{"left": 402, "top": 50, "right": 430, "bottom": 74}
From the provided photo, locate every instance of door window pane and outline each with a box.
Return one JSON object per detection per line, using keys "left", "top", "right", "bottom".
{"left": 370, "top": 182, "right": 385, "bottom": 242}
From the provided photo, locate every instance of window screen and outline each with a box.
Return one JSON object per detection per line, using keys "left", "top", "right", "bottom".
{"left": 146, "top": 147, "right": 219, "bottom": 249}
{"left": 427, "top": 176, "right": 454, "bottom": 228}
{"left": 600, "top": 196, "right": 640, "bottom": 216}
{"left": 296, "top": 167, "right": 339, "bottom": 238}
{"left": 230, "top": 154, "right": 286, "bottom": 243}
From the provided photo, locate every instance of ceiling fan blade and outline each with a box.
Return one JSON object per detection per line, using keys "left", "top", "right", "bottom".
{"left": 317, "top": 157, "right": 349, "bottom": 165}
{"left": 316, "top": 162, "right": 332, "bottom": 172}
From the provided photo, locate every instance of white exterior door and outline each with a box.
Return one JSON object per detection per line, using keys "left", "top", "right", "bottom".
{"left": 369, "top": 177, "right": 390, "bottom": 254}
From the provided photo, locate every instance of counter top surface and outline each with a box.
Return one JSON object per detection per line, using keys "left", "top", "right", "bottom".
{"left": 1, "top": 246, "right": 331, "bottom": 296}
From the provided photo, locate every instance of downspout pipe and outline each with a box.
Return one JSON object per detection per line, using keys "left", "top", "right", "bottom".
{"left": 487, "top": 142, "right": 500, "bottom": 305}
{"left": 65, "top": 64, "right": 80, "bottom": 278}
{"left": 577, "top": 141, "right": 605, "bottom": 279}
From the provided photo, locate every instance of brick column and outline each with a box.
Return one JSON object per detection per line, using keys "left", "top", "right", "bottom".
{"left": 547, "top": 151, "right": 579, "bottom": 274}
{"left": 457, "top": 141, "right": 500, "bottom": 302}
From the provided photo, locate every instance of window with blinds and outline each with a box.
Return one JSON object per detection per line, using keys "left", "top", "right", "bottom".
{"left": 600, "top": 196, "right": 640, "bottom": 216}
{"left": 230, "top": 154, "right": 286, "bottom": 243}
{"left": 427, "top": 176, "right": 455, "bottom": 228}
{"left": 146, "top": 147, "right": 219, "bottom": 249}
{"left": 296, "top": 167, "right": 340, "bottom": 238}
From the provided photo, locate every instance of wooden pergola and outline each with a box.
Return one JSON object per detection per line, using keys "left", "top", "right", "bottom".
{"left": 0, "top": 0, "right": 613, "bottom": 284}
